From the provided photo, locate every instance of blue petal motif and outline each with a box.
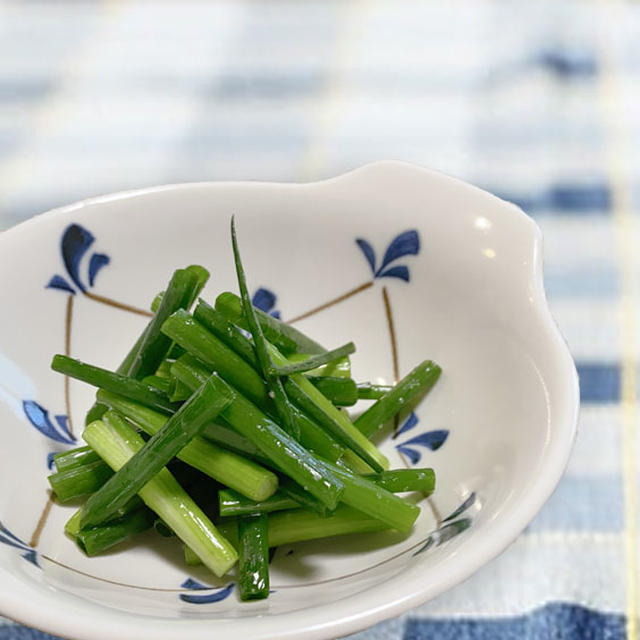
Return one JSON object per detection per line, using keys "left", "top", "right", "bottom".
{"left": 377, "top": 265, "right": 410, "bottom": 282}
{"left": 0, "top": 521, "right": 25, "bottom": 546}
{"left": 181, "top": 577, "right": 210, "bottom": 590}
{"left": 442, "top": 492, "right": 477, "bottom": 523}
{"left": 355, "top": 238, "right": 377, "bottom": 275}
{"left": 252, "top": 288, "right": 277, "bottom": 314}
{"left": 46, "top": 275, "right": 75, "bottom": 295}
{"left": 396, "top": 428, "right": 449, "bottom": 465}
{"left": 401, "top": 429, "right": 449, "bottom": 452}
{"left": 88, "top": 253, "right": 110, "bottom": 287}
{"left": 47, "top": 452, "right": 58, "bottom": 470}
{"left": 413, "top": 518, "right": 472, "bottom": 556}
{"left": 179, "top": 583, "right": 235, "bottom": 604}
{"left": 22, "top": 401, "right": 75, "bottom": 445}
{"left": 54, "top": 414, "right": 74, "bottom": 442}
{"left": 22, "top": 550, "right": 39, "bottom": 566}
{"left": 0, "top": 522, "right": 39, "bottom": 567}
{"left": 0, "top": 534, "right": 28, "bottom": 552}
{"left": 395, "top": 445, "right": 422, "bottom": 465}
{"left": 396, "top": 412, "right": 419, "bottom": 437}
{"left": 376, "top": 230, "right": 420, "bottom": 274}
{"left": 61, "top": 224, "right": 95, "bottom": 293}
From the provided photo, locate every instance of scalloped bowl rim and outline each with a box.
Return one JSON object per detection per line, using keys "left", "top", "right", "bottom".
{"left": 0, "top": 162, "right": 579, "bottom": 640}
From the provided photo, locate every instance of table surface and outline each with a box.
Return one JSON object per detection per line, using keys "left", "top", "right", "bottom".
{"left": 1, "top": 1, "right": 639, "bottom": 639}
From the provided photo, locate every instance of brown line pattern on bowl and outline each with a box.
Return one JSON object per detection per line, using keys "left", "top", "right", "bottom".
{"left": 64, "top": 294, "right": 74, "bottom": 437}
{"left": 84, "top": 291, "right": 153, "bottom": 318}
{"left": 286, "top": 281, "right": 372, "bottom": 324}
{"left": 29, "top": 492, "right": 55, "bottom": 548}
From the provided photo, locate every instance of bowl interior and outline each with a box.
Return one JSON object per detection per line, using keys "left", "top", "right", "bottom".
{"left": 0, "top": 164, "right": 577, "bottom": 638}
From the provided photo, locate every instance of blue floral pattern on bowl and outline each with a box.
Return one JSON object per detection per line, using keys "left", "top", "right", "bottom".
{"left": 179, "top": 578, "right": 235, "bottom": 604}
{"left": 356, "top": 230, "right": 420, "bottom": 282}
{"left": 0, "top": 521, "right": 38, "bottom": 567}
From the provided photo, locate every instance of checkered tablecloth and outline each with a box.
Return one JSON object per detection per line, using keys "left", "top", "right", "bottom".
{"left": 1, "top": 1, "right": 639, "bottom": 638}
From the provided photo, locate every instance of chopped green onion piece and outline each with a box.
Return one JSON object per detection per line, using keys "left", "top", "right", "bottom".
{"left": 356, "top": 382, "right": 393, "bottom": 400}
{"left": 184, "top": 544, "right": 201, "bottom": 566}
{"left": 168, "top": 377, "right": 192, "bottom": 402}
{"left": 153, "top": 519, "right": 175, "bottom": 538}
{"left": 215, "top": 291, "right": 325, "bottom": 355}
{"left": 365, "top": 468, "right": 435, "bottom": 494}
{"left": 53, "top": 446, "right": 101, "bottom": 472}
{"left": 52, "top": 355, "right": 178, "bottom": 415}
{"left": 83, "top": 413, "right": 238, "bottom": 577}
{"left": 268, "top": 342, "right": 355, "bottom": 376}
{"left": 269, "top": 344, "right": 388, "bottom": 472}
{"left": 354, "top": 361, "right": 442, "bottom": 438}
{"left": 76, "top": 508, "right": 156, "bottom": 556}
{"left": 218, "top": 489, "right": 298, "bottom": 517}
{"left": 319, "top": 459, "right": 420, "bottom": 533}
{"left": 193, "top": 299, "right": 258, "bottom": 367}
{"left": 169, "top": 359, "right": 345, "bottom": 510}
{"left": 237, "top": 513, "right": 270, "bottom": 600}
{"left": 308, "top": 376, "right": 358, "bottom": 406}
{"left": 96, "top": 390, "right": 279, "bottom": 502}
{"left": 141, "top": 375, "right": 171, "bottom": 395}
{"left": 48, "top": 460, "right": 114, "bottom": 503}
{"left": 214, "top": 504, "right": 393, "bottom": 552}
{"left": 230, "top": 216, "right": 299, "bottom": 440}
{"left": 161, "top": 310, "right": 268, "bottom": 407}
{"left": 80, "top": 376, "right": 234, "bottom": 527}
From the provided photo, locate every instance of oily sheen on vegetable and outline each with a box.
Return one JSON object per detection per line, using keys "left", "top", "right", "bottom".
{"left": 48, "top": 218, "right": 441, "bottom": 601}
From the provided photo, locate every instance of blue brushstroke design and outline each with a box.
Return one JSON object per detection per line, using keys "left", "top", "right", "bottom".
{"left": 47, "top": 224, "right": 112, "bottom": 295}
{"left": 442, "top": 492, "right": 477, "bottom": 523}
{"left": 0, "top": 534, "right": 28, "bottom": 552}
{"left": 377, "top": 265, "right": 410, "bottom": 282}
{"left": 47, "top": 452, "right": 57, "bottom": 470}
{"left": 355, "top": 238, "right": 377, "bottom": 274}
{"left": 179, "top": 582, "right": 235, "bottom": 604}
{"left": 21, "top": 550, "right": 39, "bottom": 567}
{"left": 356, "top": 230, "right": 420, "bottom": 282}
{"left": 402, "top": 430, "right": 449, "bottom": 451}
{"left": 181, "top": 577, "right": 210, "bottom": 590}
{"left": 252, "top": 288, "right": 276, "bottom": 313}
{"left": 54, "top": 415, "right": 74, "bottom": 442}
{"left": 404, "top": 602, "right": 625, "bottom": 640}
{"left": 0, "top": 520, "right": 25, "bottom": 545}
{"left": 0, "top": 521, "right": 38, "bottom": 566}
{"left": 45, "top": 274, "right": 75, "bottom": 295}
{"left": 376, "top": 230, "right": 420, "bottom": 274}
{"left": 396, "top": 445, "right": 421, "bottom": 465}
{"left": 88, "top": 253, "right": 110, "bottom": 287}
{"left": 396, "top": 412, "right": 419, "bottom": 437}
{"left": 396, "top": 429, "right": 449, "bottom": 464}
{"left": 61, "top": 224, "right": 95, "bottom": 293}
{"left": 413, "top": 518, "right": 472, "bottom": 556}
{"left": 252, "top": 288, "right": 280, "bottom": 318}
{"left": 22, "top": 401, "right": 75, "bottom": 445}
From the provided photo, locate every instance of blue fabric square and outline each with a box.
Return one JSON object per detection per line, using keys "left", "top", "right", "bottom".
{"left": 403, "top": 603, "right": 625, "bottom": 640}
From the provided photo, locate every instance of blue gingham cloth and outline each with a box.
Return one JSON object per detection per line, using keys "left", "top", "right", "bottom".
{"left": 1, "top": 1, "right": 638, "bottom": 638}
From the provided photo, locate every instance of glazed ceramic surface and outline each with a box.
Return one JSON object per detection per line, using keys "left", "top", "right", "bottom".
{"left": 0, "top": 162, "right": 578, "bottom": 640}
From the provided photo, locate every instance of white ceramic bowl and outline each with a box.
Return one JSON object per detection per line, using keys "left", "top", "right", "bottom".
{"left": 0, "top": 162, "right": 578, "bottom": 640}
